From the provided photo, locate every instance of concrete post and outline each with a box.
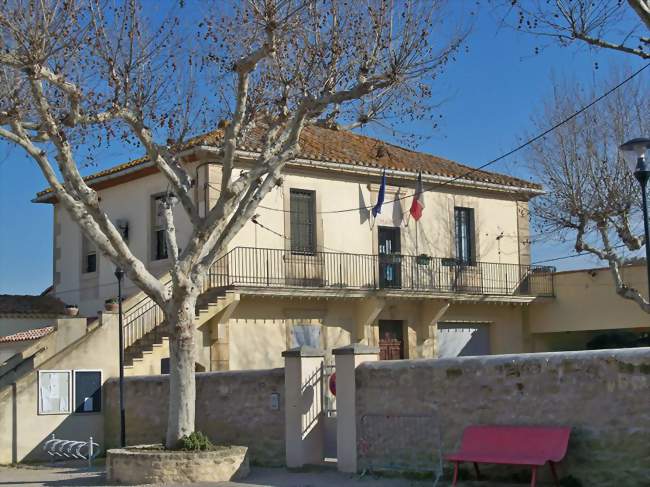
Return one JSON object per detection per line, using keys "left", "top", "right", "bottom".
{"left": 332, "top": 344, "right": 379, "bottom": 473}
{"left": 282, "top": 346, "right": 325, "bottom": 468}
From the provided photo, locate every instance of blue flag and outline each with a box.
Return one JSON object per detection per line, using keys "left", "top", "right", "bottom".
{"left": 372, "top": 169, "right": 386, "bottom": 217}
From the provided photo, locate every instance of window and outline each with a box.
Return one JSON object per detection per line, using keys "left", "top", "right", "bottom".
{"left": 82, "top": 236, "right": 97, "bottom": 273}
{"left": 454, "top": 207, "right": 475, "bottom": 264}
{"left": 290, "top": 189, "right": 316, "bottom": 254}
{"left": 152, "top": 195, "right": 168, "bottom": 261}
{"left": 38, "top": 370, "right": 71, "bottom": 415}
{"left": 74, "top": 370, "right": 102, "bottom": 413}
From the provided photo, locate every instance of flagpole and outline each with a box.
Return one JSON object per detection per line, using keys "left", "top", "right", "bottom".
{"left": 415, "top": 217, "right": 419, "bottom": 255}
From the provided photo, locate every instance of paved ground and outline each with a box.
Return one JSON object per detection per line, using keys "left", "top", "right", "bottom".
{"left": 0, "top": 463, "right": 526, "bottom": 487}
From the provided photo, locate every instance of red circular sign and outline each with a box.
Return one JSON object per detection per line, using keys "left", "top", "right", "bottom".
{"left": 329, "top": 372, "right": 336, "bottom": 396}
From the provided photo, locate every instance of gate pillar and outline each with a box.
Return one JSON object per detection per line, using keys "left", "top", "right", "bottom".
{"left": 282, "top": 346, "right": 325, "bottom": 468}
{"left": 333, "top": 344, "right": 379, "bottom": 473}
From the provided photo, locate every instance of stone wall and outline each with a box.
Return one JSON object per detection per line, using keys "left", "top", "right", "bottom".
{"left": 104, "top": 368, "right": 285, "bottom": 465}
{"left": 355, "top": 348, "right": 650, "bottom": 486}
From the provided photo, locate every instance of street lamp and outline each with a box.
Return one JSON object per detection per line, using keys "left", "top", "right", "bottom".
{"left": 114, "top": 266, "right": 126, "bottom": 447}
{"left": 620, "top": 137, "right": 650, "bottom": 297}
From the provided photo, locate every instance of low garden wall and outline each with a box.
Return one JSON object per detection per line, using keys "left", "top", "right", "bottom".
{"left": 356, "top": 348, "right": 650, "bottom": 486}
{"left": 104, "top": 368, "right": 285, "bottom": 465}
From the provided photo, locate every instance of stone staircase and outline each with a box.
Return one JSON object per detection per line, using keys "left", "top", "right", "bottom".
{"left": 123, "top": 287, "right": 237, "bottom": 376}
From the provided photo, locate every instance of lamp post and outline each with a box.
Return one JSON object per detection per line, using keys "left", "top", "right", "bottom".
{"left": 114, "top": 266, "right": 126, "bottom": 447}
{"left": 620, "top": 137, "right": 650, "bottom": 297}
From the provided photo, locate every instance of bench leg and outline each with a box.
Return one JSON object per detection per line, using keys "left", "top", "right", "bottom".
{"left": 530, "top": 466, "right": 537, "bottom": 487}
{"left": 549, "top": 461, "right": 560, "bottom": 487}
{"left": 452, "top": 461, "right": 459, "bottom": 486}
{"left": 473, "top": 462, "right": 481, "bottom": 480}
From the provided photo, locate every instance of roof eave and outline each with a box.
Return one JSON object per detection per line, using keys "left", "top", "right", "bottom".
{"left": 32, "top": 143, "right": 544, "bottom": 204}
{"left": 223, "top": 147, "right": 545, "bottom": 197}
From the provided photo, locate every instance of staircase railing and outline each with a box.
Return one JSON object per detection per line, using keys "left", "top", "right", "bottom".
{"left": 122, "top": 279, "right": 170, "bottom": 349}
{"left": 121, "top": 251, "right": 233, "bottom": 350}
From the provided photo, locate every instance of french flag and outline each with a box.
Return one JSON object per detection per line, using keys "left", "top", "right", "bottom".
{"left": 409, "top": 171, "right": 425, "bottom": 221}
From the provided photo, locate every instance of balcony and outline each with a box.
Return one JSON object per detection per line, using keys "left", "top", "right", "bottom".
{"left": 207, "top": 247, "right": 555, "bottom": 298}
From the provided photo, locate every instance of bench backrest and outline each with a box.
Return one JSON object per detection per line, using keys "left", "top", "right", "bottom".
{"left": 457, "top": 425, "right": 571, "bottom": 462}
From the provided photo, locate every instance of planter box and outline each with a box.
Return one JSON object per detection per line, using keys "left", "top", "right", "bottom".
{"left": 106, "top": 445, "right": 249, "bottom": 484}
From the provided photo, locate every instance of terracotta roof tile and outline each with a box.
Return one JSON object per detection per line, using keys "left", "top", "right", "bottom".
{"left": 0, "top": 295, "right": 66, "bottom": 316}
{"left": 0, "top": 326, "right": 55, "bottom": 343}
{"left": 36, "top": 125, "right": 540, "bottom": 200}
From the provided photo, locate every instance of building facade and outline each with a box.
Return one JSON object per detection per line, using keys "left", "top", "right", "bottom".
{"left": 34, "top": 126, "right": 554, "bottom": 374}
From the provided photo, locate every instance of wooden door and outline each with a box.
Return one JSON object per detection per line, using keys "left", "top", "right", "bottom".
{"left": 378, "top": 320, "right": 404, "bottom": 360}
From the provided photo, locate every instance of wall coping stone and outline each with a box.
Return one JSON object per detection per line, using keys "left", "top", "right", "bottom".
{"left": 105, "top": 367, "right": 284, "bottom": 385}
{"left": 359, "top": 347, "right": 650, "bottom": 371}
{"left": 333, "top": 344, "right": 380, "bottom": 356}
{"left": 282, "top": 346, "right": 325, "bottom": 357}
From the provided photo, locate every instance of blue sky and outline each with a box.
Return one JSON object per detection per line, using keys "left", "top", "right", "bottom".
{"left": 0, "top": 5, "right": 647, "bottom": 295}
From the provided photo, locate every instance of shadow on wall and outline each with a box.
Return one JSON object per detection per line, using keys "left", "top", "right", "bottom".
{"left": 436, "top": 323, "right": 490, "bottom": 358}
{"left": 103, "top": 369, "right": 286, "bottom": 466}
{"left": 6, "top": 376, "right": 107, "bottom": 464}
{"left": 355, "top": 347, "right": 650, "bottom": 487}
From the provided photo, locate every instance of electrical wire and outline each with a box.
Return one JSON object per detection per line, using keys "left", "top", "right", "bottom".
{"left": 532, "top": 243, "right": 630, "bottom": 265}
{"left": 52, "top": 64, "right": 650, "bottom": 294}
{"left": 206, "top": 63, "right": 649, "bottom": 216}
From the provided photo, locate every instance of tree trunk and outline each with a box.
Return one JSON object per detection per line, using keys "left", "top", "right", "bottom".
{"left": 165, "top": 293, "right": 197, "bottom": 448}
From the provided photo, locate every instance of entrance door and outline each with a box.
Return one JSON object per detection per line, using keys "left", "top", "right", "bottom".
{"left": 378, "top": 227, "right": 401, "bottom": 288}
{"left": 378, "top": 320, "right": 404, "bottom": 360}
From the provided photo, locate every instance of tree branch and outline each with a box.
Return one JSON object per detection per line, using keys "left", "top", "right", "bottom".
{"left": 0, "top": 123, "right": 167, "bottom": 305}
{"left": 573, "top": 31, "right": 650, "bottom": 59}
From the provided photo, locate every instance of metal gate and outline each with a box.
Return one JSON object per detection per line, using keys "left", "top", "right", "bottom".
{"left": 358, "top": 413, "right": 444, "bottom": 485}
{"left": 322, "top": 356, "right": 337, "bottom": 459}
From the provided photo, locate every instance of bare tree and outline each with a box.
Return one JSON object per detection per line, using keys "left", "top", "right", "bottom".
{"left": 500, "top": 1, "right": 650, "bottom": 59}
{"left": 526, "top": 70, "right": 650, "bottom": 312}
{"left": 0, "top": 0, "right": 466, "bottom": 446}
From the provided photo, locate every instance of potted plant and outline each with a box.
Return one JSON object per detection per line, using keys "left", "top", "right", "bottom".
{"left": 416, "top": 253, "right": 431, "bottom": 265}
{"left": 64, "top": 304, "right": 79, "bottom": 317}
{"left": 104, "top": 298, "right": 119, "bottom": 312}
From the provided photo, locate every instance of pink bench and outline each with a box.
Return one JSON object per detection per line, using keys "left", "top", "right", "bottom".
{"left": 446, "top": 425, "right": 571, "bottom": 487}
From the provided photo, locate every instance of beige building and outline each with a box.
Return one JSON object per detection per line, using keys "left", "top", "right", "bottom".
{"left": 2, "top": 125, "right": 649, "bottom": 465}
{"left": 32, "top": 126, "right": 556, "bottom": 376}
{"left": 0, "top": 313, "right": 119, "bottom": 463}
{"left": 530, "top": 263, "right": 650, "bottom": 351}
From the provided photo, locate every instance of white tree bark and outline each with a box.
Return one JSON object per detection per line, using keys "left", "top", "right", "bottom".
{"left": 165, "top": 293, "right": 198, "bottom": 446}
{"left": 0, "top": 0, "right": 465, "bottom": 447}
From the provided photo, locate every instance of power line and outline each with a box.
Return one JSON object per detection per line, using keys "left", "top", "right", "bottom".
{"left": 532, "top": 243, "right": 630, "bottom": 265}
{"left": 210, "top": 63, "right": 649, "bottom": 216}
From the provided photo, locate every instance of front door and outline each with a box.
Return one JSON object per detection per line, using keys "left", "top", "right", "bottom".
{"left": 378, "top": 320, "right": 404, "bottom": 360}
{"left": 378, "top": 226, "right": 401, "bottom": 288}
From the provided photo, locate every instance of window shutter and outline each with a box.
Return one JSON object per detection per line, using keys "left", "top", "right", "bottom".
{"left": 468, "top": 208, "right": 476, "bottom": 264}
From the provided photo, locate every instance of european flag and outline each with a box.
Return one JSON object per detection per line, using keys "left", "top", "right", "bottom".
{"left": 372, "top": 169, "right": 386, "bottom": 217}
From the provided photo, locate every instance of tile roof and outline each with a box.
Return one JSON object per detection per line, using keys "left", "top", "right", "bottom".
{"left": 36, "top": 124, "right": 541, "bottom": 200}
{"left": 0, "top": 326, "right": 55, "bottom": 343}
{"left": 0, "top": 295, "right": 66, "bottom": 316}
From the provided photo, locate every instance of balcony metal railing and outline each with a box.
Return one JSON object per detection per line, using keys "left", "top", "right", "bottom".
{"left": 121, "top": 246, "right": 554, "bottom": 353}
{"left": 206, "top": 247, "right": 555, "bottom": 297}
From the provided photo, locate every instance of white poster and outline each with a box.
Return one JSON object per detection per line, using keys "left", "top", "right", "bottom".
{"left": 39, "top": 371, "right": 71, "bottom": 414}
